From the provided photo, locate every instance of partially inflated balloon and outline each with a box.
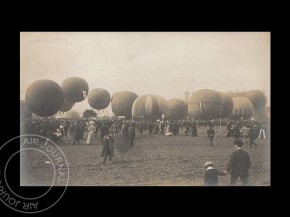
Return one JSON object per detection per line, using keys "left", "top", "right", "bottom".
{"left": 188, "top": 89, "right": 223, "bottom": 120}
{"left": 132, "top": 95, "right": 160, "bottom": 121}
{"left": 167, "top": 99, "right": 187, "bottom": 120}
{"left": 61, "top": 77, "right": 89, "bottom": 103}
{"left": 25, "top": 80, "right": 64, "bottom": 117}
{"left": 230, "top": 97, "right": 254, "bottom": 120}
{"left": 154, "top": 95, "right": 170, "bottom": 118}
{"left": 219, "top": 92, "right": 233, "bottom": 118}
{"left": 88, "top": 88, "right": 111, "bottom": 110}
{"left": 244, "top": 90, "right": 267, "bottom": 110}
{"left": 111, "top": 91, "right": 138, "bottom": 118}
{"left": 252, "top": 109, "right": 268, "bottom": 121}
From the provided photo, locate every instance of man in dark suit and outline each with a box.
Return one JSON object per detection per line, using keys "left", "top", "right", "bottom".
{"left": 232, "top": 124, "right": 241, "bottom": 143}
{"left": 128, "top": 123, "right": 136, "bottom": 148}
{"left": 207, "top": 125, "right": 215, "bottom": 147}
{"left": 226, "top": 140, "right": 251, "bottom": 186}
{"left": 101, "top": 131, "right": 114, "bottom": 165}
{"left": 248, "top": 125, "right": 257, "bottom": 148}
{"left": 191, "top": 121, "right": 197, "bottom": 137}
{"left": 100, "top": 123, "right": 110, "bottom": 146}
{"left": 73, "top": 122, "right": 82, "bottom": 145}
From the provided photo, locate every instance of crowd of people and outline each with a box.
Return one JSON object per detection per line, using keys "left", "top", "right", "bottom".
{"left": 20, "top": 117, "right": 268, "bottom": 146}
{"left": 20, "top": 117, "right": 269, "bottom": 183}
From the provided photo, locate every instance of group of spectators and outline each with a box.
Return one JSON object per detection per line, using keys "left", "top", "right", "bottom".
{"left": 20, "top": 117, "right": 269, "bottom": 183}
{"left": 226, "top": 121, "right": 269, "bottom": 148}
{"left": 20, "top": 118, "right": 268, "bottom": 146}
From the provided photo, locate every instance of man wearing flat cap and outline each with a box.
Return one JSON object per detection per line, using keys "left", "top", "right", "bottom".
{"left": 226, "top": 140, "right": 251, "bottom": 186}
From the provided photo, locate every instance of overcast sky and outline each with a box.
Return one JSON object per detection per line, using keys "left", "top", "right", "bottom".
{"left": 20, "top": 32, "right": 270, "bottom": 116}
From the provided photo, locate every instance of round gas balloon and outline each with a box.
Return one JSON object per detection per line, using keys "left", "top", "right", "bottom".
{"left": 219, "top": 92, "right": 233, "bottom": 118}
{"left": 132, "top": 94, "right": 160, "bottom": 121}
{"left": 111, "top": 91, "right": 138, "bottom": 118}
{"left": 245, "top": 90, "right": 267, "bottom": 110}
{"left": 154, "top": 95, "right": 170, "bottom": 118}
{"left": 88, "top": 88, "right": 111, "bottom": 110}
{"left": 20, "top": 100, "right": 32, "bottom": 118}
{"left": 59, "top": 99, "right": 74, "bottom": 112}
{"left": 167, "top": 99, "right": 187, "bottom": 120}
{"left": 230, "top": 97, "right": 254, "bottom": 120}
{"left": 61, "top": 77, "right": 89, "bottom": 103}
{"left": 25, "top": 80, "right": 64, "bottom": 117}
{"left": 188, "top": 89, "right": 223, "bottom": 120}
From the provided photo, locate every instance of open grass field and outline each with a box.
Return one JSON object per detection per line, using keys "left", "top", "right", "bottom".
{"left": 21, "top": 127, "right": 270, "bottom": 186}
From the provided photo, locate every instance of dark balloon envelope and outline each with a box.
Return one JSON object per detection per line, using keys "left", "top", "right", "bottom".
{"left": 230, "top": 97, "right": 254, "bottom": 120}
{"left": 252, "top": 109, "right": 269, "bottom": 121}
{"left": 219, "top": 92, "right": 234, "bottom": 118}
{"left": 25, "top": 80, "right": 64, "bottom": 117}
{"left": 111, "top": 91, "right": 138, "bottom": 118}
{"left": 153, "top": 95, "right": 170, "bottom": 118}
{"left": 59, "top": 99, "right": 74, "bottom": 113}
{"left": 61, "top": 77, "right": 89, "bottom": 103}
{"left": 88, "top": 88, "right": 111, "bottom": 110}
{"left": 188, "top": 89, "right": 223, "bottom": 120}
{"left": 167, "top": 99, "right": 187, "bottom": 120}
{"left": 244, "top": 90, "right": 267, "bottom": 110}
{"left": 20, "top": 100, "right": 32, "bottom": 118}
{"left": 132, "top": 95, "right": 160, "bottom": 121}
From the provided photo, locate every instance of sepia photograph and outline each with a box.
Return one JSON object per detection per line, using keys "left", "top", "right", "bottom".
{"left": 19, "top": 32, "right": 270, "bottom": 186}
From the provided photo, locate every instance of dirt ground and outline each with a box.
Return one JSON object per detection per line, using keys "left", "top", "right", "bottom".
{"left": 20, "top": 127, "right": 270, "bottom": 186}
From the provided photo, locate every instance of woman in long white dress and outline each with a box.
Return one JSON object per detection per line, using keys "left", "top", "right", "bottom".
{"left": 86, "top": 121, "right": 96, "bottom": 145}
{"left": 165, "top": 122, "right": 172, "bottom": 136}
